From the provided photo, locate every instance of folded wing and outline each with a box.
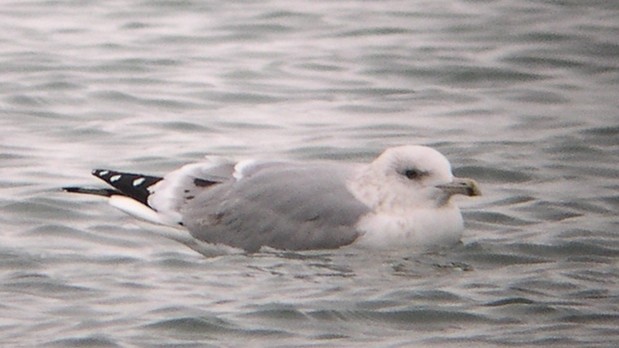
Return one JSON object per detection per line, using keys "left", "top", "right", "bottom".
{"left": 182, "top": 162, "right": 371, "bottom": 252}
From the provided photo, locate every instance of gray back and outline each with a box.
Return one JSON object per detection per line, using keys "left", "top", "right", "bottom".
{"left": 181, "top": 162, "right": 370, "bottom": 252}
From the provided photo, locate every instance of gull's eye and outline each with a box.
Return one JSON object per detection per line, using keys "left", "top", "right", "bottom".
{"left": 403, "top": 168, "right": 424, "bottom": 180}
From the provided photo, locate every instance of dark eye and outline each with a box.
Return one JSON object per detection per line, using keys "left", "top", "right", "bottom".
{"left": 403, "top": 169, "right": 423, "bottom": 180}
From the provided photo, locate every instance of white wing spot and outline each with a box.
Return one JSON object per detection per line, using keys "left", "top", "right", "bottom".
{"left": 133, "top": 177, "right": 146, "bottom": 186}
{"left": 99, "top": 170, "right": 110, "bottom": 176}
{"left": 233, "top": 159, "right": 258, "bottom": 180}
{"left": 110, "top": 174, "right": 122, "bottom": 182}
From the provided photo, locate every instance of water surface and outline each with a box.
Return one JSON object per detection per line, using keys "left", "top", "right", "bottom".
{"left": 1, "top": 1, "right": 618, "bottom": 346}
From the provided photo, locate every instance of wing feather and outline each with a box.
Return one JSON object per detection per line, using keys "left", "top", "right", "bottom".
{"left": 182, "top": 163, "right": 370, "bottom": 252}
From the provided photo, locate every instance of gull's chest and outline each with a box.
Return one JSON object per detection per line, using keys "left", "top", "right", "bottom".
{"left": 351, "top": 206, "right": 464, "bottom": 250}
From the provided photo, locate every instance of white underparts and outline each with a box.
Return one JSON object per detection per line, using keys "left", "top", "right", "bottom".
{"left": 353, "top": 205, "right": 464, "bottom": 250}
{"left": 108, "top": 195, "right": 163, "bottom": 225}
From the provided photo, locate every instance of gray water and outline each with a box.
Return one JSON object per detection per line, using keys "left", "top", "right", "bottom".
{"left": 1, "top": 0, "right": 618, "bottom": 346}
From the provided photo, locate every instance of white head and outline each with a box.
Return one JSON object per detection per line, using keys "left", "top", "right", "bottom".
{"left": 352, "top": 145, "right": 480, "bottom": 211}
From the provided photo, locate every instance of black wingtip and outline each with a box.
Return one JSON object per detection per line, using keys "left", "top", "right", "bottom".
{"left": 92, "top": 169, "right": 115, "bottom": 180}
{"left": 89, "top": 169, "right": 162, "bottom": 206}
{"left": 62, "top": 187, "right": 119, "bottom": 197}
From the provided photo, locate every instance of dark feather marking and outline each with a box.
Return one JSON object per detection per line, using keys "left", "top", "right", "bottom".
{"left": 62, "top": 187, "right": 120, "bottom": 197}
{"left": 193, "top": 178, "right": 219, "bottom": 187}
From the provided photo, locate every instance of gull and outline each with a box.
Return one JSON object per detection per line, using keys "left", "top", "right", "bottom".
{"left": 63, "top": 145, "right": 480, "bottom": 253}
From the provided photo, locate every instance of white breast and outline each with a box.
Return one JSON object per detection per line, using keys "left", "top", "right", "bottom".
{"left": 352, "top": 205, "right": 464, "bottom": 250}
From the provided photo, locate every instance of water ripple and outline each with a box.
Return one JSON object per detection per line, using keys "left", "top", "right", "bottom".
{"left": 1, "top": 0, "right": 619, "bottom": 346}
